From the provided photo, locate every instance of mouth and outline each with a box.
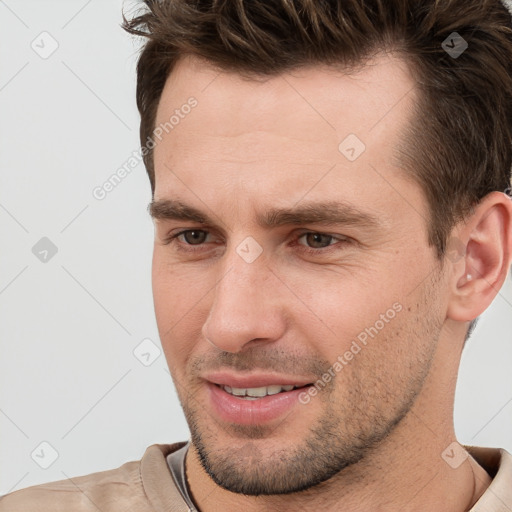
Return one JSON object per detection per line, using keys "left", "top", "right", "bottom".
{"left": 205, "top": 375, "right": 315, "bottom": 425}
{"left": 216, "top": 383, "right": 310, "bottom": 400}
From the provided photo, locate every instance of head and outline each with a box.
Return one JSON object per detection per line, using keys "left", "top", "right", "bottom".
{"left": 123, "top": 0, "right": 512, "bottom": 496}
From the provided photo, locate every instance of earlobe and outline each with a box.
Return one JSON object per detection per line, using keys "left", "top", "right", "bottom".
{"left": 447, "top": 191, "right": 512, "bottom": 323}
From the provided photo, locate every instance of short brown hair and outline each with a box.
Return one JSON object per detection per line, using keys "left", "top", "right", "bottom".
{"left": 123, "top": 0, "right": 512, "bottom": 261}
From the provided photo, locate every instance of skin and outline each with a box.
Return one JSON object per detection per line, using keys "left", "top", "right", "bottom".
{"left": 150, "top": 52, "right": 512, "bottom": 511}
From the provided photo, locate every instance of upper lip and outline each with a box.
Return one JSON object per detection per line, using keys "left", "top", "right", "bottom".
{"left": 204, "top": 371, "right": 314, "bottom": 389}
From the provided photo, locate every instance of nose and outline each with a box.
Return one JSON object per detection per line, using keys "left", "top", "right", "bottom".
{"left": 201, "top": 247, "right": 287, "bottom": 353}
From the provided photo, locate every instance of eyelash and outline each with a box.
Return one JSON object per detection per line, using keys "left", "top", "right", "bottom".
{"left": 162, "top": 229, "right": 350, "bottom": 256}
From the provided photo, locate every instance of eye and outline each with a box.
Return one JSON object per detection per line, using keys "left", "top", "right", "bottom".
{"left": 162, "top": 229, "right": 350, "bottom": 255}
{"left": 294, "top": 232, "right": 349, "bottom": 255}
{"left": 176, "top": 230, "right": 208, "bottom": 245}
{"left": 298, "top": 233, "right": 337, "bottom": 249}
{"left": 162, "top": 229, "right": 212, "bottom": 249}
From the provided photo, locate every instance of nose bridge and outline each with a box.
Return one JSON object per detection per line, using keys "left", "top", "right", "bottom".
{"left": 201, "top": 241, "right": 285, "bottom": 353}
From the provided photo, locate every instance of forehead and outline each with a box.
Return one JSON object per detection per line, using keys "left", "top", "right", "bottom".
{"left": 155, "top": 51, "right": 416, "bottom": 137}
{"left": 152, "top": 53, "right": 422, "bottom": 228}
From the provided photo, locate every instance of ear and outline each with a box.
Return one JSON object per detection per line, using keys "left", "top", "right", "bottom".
{"left": 446, "top": 191, "right": 512, "bottom": 323}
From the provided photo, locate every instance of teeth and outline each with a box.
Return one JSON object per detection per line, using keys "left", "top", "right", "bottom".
{"left": 247, "top": 387, "right": 267, "bottom": 397}
{"left": 266, "top": 385, "right": 284, "bottom": 395}
{"left": 222, "top": 384, "right": 299, "bottom": 398}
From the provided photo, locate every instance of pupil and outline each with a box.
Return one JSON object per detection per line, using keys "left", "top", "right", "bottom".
{"left": 186, "top": 230, "right": 206, "bottom": 244}
{"left": 307, "top": 233, "right": 330, "bottom": 248}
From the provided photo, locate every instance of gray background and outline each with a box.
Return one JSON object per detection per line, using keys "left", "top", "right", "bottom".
{"left": 1, "top": 0, "right": 511, "bottom": 495}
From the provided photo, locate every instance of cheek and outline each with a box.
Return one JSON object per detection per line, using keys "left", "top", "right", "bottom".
{"left": 152, "top": 249, "right": 201, "bottom": 321}
{"left": 152, "top": 254, "right": 175, "bottom": 330}
{"left": 152, "top": 252, "right": 212, "bottom": 363}
{"left": 281, "top": 263, "right": 404, "bottom": 356}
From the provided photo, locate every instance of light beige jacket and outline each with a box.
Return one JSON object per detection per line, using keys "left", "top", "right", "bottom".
{"left": 1, "top": 442, "right": 511, "bottom": 511}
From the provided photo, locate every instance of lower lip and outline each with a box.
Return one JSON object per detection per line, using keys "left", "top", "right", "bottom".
{"left": 207, "top": 382, "right": 311, "bottom": 425}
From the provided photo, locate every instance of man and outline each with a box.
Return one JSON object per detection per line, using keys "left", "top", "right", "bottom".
{"left": 2, "top": 0, "right": 512, "bottom": 510}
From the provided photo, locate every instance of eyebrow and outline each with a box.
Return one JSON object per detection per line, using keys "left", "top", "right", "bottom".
{"left": 148, "top": 198, "right": 382, "bottom": 231}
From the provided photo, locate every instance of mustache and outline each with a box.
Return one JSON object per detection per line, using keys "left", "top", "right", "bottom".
{"left": 190, "top": 346, "right": 330, "bottom": 377}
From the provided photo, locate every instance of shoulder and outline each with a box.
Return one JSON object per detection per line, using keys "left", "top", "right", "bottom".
{"left": 0, "top": 443, "right": 186, "bottom": 512}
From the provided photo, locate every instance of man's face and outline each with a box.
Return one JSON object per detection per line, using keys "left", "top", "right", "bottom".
{"left": 151, "top": 54, "right": 448, "bottom": 495}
